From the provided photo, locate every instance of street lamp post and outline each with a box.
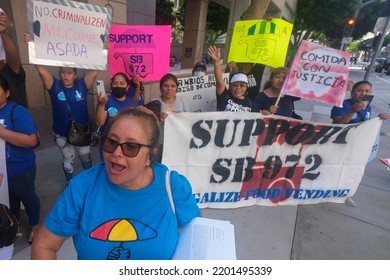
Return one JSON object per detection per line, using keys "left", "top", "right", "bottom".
{"left": 364, "top": 15, "right": 390, "bottom": 80}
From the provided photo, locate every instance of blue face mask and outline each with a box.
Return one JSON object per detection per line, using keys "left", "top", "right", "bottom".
{"left": 193, "top": 71, "right": 206, "bottom": 77}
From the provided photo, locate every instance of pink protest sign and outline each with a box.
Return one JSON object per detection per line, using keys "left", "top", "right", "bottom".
{"left": 108, "top": 25, "right": 171, "bottom": 81}
{"left": 282, "top": 40, "right": 350, "bottom": 107}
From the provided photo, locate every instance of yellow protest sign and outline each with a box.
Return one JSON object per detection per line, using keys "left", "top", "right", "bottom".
{"left": 228, "top": 19, "right": 293, "bottom": 67}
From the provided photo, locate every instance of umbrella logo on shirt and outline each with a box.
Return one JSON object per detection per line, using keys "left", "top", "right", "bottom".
{"left": 89, "top": 218, "right": 157, "bottom": 260}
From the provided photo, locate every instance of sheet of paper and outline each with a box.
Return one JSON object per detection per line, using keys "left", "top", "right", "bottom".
{"left": 172, "top": 217, "right": 236, "bottom": 260}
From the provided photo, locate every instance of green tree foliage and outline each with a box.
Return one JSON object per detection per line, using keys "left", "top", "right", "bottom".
{"left": 155, "top": 0, "right": 175, "bottom": 25}
{"left": 292, "top": 0, "right": 386, "bottom": 49}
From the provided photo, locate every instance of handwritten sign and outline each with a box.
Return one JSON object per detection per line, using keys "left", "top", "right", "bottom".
{"left": 163, "top": 113, "right": 382, "bottom": 208}
{"left": 27, "top": 0, "right": 111, "bottom": 70}
{"left": 176, "top": 73, "right": 229, "bottom": 112}
{"left": 108, "top": 25, "right": 171, "bottom": 81}
{"left": 228, "top": 19, "right": 293, "bottom": 67}
{"left": 282, "top": 40, "right": 350, "bottom": 107}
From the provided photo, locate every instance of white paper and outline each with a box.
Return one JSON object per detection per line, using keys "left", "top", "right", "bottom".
{"left": 172, "top": 217, "right": 236, "bottom": 260}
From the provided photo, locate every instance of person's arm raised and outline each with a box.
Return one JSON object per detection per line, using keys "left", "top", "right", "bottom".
{"left": 0, "top": 13, "right": 21, "bottom": 74}
{"left": 84, "top": 70, "right": 100, "bottom": 90}
{"left": 130, "top": 73, "right": 141, "bottom": 102}
{"left": 208, "top": 46, "right": 225, "bottom": 95}
{"left": 24, "top": 32, "right": 54, "bottom": 90}
{"left": 95, "top": 93, "right": 108, "bottom": 127}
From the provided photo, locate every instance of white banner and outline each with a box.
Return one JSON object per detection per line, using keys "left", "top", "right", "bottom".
{"left": 27, "top": 0, "right": 111, "bottom": 70}
{"left": 163, "top": 112, "right": 382, "bottom": 208}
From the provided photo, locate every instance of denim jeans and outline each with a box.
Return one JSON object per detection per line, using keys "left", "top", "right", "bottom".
{"left": 8, "top": 164, "right": 40, "bottom": 226}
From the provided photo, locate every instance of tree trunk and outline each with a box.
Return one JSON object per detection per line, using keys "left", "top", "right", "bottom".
{"left": 234, "top": 0, "right": 271, "bottom": 74}
{"left": 240, "top": 0, "right": 271, "bottom": 20}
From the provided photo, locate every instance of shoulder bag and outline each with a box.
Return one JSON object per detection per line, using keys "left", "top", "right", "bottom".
{"left": 63, "top": 86, "right": 91, "bottom": 146}
{"left": 0, "top": 203, "right": 19, "bottom": 248}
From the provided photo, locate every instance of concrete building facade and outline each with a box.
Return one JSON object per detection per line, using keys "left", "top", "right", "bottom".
{"left": 2, "top": 0, "right": 296, "bottom": 111}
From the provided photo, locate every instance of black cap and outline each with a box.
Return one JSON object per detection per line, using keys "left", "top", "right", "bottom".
{"left": 193, "top": 61, "right": 207, "bottom": 71}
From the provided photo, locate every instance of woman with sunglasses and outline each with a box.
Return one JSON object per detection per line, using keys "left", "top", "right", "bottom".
{"left": 31, "top": 108, "right": 200, "bottom": 260}
{"left": 208, "top": 45, "right": 254, "bottom": 112}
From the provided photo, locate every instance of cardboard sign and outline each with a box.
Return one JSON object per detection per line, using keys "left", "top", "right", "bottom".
{"left": 282, "top": 40, "right": 350, "bottom": 107}
{"left": 228, "top": 19, "right": 293, "bottom": 67}
{"left": 108, "top": 25, "right": 171, "bottom": 81}
{"left": 27, "top": 0, "right": 111, "bottom": 70}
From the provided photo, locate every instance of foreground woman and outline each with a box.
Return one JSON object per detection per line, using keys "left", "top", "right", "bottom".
{"left": 32, "top": 108, "right": 200, "bottom": 260}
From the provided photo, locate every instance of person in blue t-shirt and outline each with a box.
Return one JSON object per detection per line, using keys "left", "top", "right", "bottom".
{"left": 331, "top": 80, "right": 388, "bottom": 124}
{"left": 95, "top": 72, "right": 141, "bottom": 160}
{"left": 331, "top": 80, "right": 388, "bottom": 207}
{"left": 0, "top": 76, "right": 40, "bottom": 244}
{"left": 31, "top": 108, "right": 200, "bottom": 260}
{"left": 24, "top": 33, "right": 100, "bottom": 182}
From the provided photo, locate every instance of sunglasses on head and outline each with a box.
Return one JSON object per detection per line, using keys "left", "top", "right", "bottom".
{"left": 101, "top": 137, "right": 152, "bottom": 157}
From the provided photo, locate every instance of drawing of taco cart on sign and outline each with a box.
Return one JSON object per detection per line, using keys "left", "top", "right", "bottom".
{"left": 228, "top": 19, "right": 293, "bottom": 68}
{"left": 108, "top": 25, "right": 171, "bottom": 81}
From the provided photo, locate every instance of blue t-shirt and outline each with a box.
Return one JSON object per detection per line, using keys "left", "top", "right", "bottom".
{"left": 44, "top": 162, "right": 200, "bottom": 260}
{"left": 100, "top": 94, "right": 138, "bottom": 136}
{"left": 49, "top": 77, "right": 90, "bottom": 137}
{"left": 0, "top": 101, "right": 36, "bottom": 177}
{"left": 331, "top": 99, "right": 371, "bottom": 124}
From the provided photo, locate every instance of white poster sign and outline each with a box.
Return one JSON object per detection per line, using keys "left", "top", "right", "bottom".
{"left": 27, "top": 0, "right": 111, "bottom": 69}
{"left": 177, "top": 73, "right": 229, "bottom": 112}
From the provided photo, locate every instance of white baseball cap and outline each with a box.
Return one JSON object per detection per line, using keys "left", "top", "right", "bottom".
{"left": 230, "top": 73, "right": 248, "bottom": 84}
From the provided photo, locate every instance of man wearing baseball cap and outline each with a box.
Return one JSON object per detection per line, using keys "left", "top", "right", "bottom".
{"left": 208, "top": 45, "right": 254, "bottom": 112}
{"left": 192, "top": 61, "right": 207, "bottom": 77}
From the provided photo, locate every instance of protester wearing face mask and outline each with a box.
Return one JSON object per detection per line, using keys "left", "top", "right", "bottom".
{"left": 192, "top": 61, "right": 207, "bottom": 77}
{"left": 95, "top": 72, "right": 141, "bottom": 160}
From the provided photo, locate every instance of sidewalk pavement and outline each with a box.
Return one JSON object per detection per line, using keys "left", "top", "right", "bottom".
{"left": 11, "top": 66, "right": 390, "bottom": 260}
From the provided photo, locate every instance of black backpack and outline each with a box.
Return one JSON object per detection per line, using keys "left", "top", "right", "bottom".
{"left": 0, "top": 203, "right": 19, "bottom": 248}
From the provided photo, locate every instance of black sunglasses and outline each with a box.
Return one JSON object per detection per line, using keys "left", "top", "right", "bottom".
{"left": 101, "top": 137, "right": 152, "bottom": 157}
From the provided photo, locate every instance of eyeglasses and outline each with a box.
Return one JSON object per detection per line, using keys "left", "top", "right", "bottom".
{"left": 231, "top": 83, "right": 247, "bottom": 88}
{"left": 101, "top": 137, "right": 151, "bottom": 157}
